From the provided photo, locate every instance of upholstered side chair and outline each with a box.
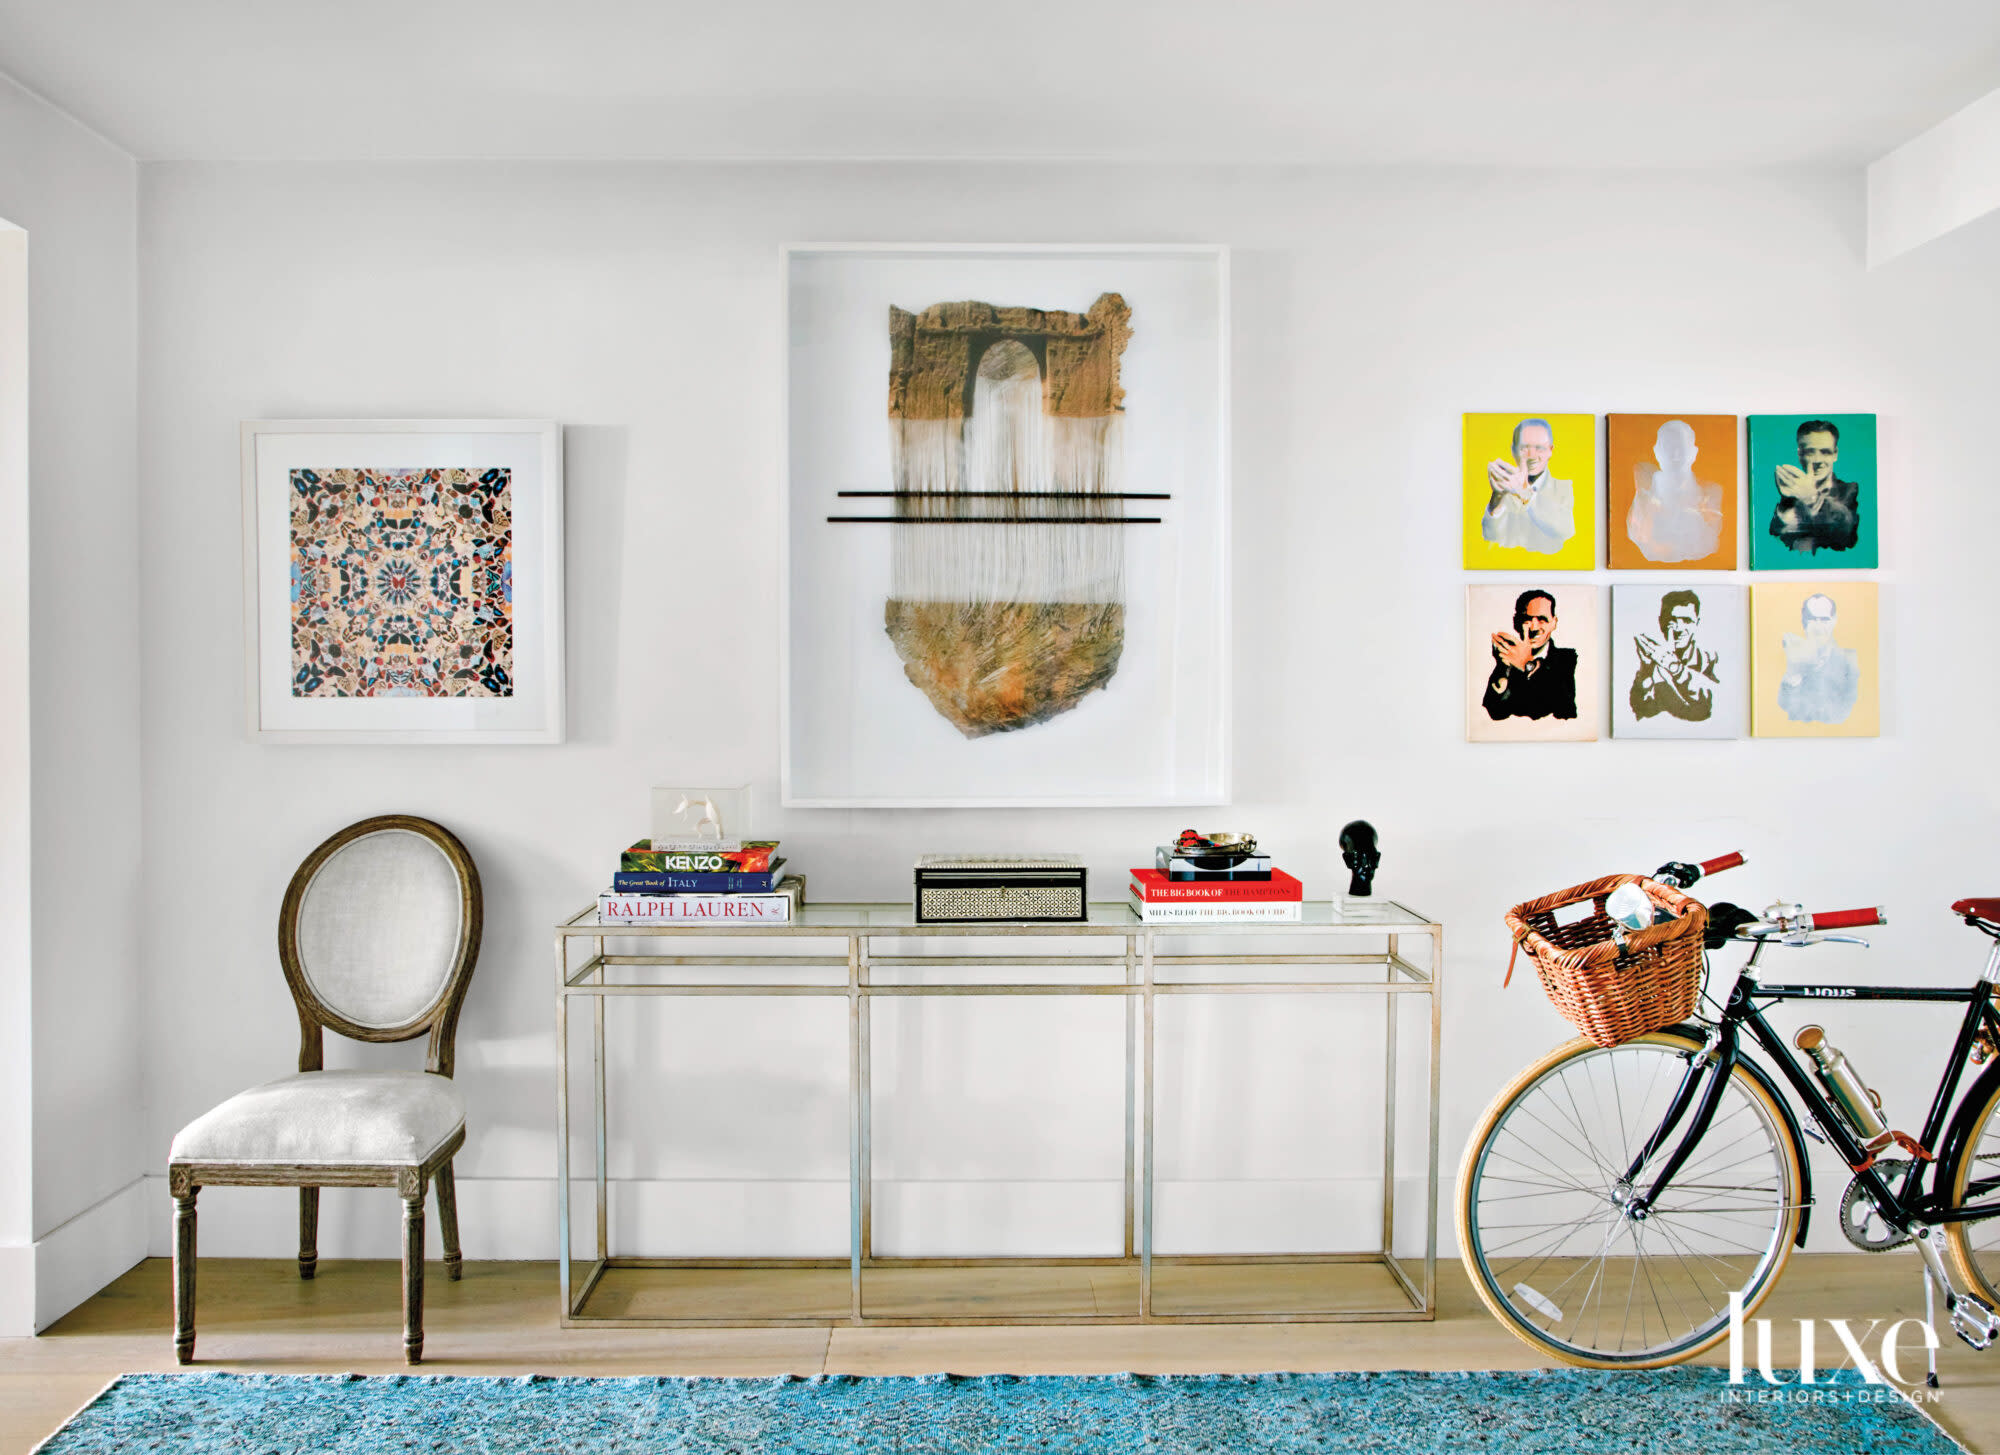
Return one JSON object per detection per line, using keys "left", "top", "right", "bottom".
{"left": 167, "top": 815, "right": 482, "bottom": 1365}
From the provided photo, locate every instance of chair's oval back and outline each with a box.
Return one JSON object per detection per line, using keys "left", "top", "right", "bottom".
{"left": 279, "top": 817, "right": 481, "bottom": 1062}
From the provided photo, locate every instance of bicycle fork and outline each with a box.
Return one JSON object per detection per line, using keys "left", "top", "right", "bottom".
{"left": 1620, "top": 1031, "right": 1737, "bottom": 1222}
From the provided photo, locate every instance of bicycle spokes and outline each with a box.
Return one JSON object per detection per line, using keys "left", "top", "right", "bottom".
{"left": 1462, "top": 1036, "right": 1798, "bottom": 1364}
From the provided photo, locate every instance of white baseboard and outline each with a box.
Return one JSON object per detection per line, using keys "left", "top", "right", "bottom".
{"left": 0, "top": 1241, "right": 31, "bottom": 1335}
{"left": 9, "top": 1177, "right": 151, "bottom": 1332}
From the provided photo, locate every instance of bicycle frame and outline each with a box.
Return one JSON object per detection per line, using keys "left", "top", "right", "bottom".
{"left": 1623, "top": 937, "right": 2000, "bottom": 1234}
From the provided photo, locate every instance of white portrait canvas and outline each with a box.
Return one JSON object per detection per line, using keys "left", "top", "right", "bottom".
{"left": 1611, "top": 584, "right": 1746, "bottom": 739}
{"left": 1465, "top": 584, "right": 1603, "bottom": 743}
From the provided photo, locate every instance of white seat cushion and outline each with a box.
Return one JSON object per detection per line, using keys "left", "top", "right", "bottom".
{"left": 169, "top": 1070, "right": 465, "bottom": 1168}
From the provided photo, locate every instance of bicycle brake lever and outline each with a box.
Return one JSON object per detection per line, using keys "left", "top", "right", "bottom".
{"left": 1731, "top": 926, "right": 1870, "bottom": 948}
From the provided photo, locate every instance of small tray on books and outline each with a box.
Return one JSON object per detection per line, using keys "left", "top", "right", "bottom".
{"left": 1155, "top": 845, "right": 1273, "bottom": 881}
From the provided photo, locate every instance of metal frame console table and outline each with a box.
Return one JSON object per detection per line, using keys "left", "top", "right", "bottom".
{"left": 554, "top": 900, "right": 1441, "bottom": 1327}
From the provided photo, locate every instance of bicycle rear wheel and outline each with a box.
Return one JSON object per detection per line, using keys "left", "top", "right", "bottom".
{"left": 1944, "top": 1064, "right": 2000, "bottom": 1306}
{"left": 1457, "top": 1028, "right": 1804, "bottom": 1367}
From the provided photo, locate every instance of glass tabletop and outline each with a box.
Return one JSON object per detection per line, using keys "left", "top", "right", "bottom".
{"left": 560, "top": 899, "right": 1435, "bottom": 934}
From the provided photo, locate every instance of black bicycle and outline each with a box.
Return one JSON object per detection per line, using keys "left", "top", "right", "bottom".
{"left": 1457, "top": 853, "right": 2000, "bottom": 1367}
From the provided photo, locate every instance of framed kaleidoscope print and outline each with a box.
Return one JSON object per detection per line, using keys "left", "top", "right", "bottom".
{"left": 241, "top": 419, "right": 564, "bottom": 743}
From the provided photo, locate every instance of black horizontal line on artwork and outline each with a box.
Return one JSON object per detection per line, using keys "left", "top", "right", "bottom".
{"left": 825, "top": 516, "right": 1163, "bottom": 525}
{"left": 836, "top": 490, "right": 1174, "bottom": 500}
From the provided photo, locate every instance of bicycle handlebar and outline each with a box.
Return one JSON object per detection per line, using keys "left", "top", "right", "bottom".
{"left": 1654, "top": 852, "right": 1746, "bottom": 890}
{"left": 1729, "top": 900, "right": 1887, "bottom": 944}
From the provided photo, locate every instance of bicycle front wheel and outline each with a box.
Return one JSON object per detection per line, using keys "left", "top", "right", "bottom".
{"left": 1457, "top": 1028, "right": 1804, "bottom": 1368}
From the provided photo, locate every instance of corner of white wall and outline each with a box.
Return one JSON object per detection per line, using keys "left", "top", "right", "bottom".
{"left": 0, "top": 65, "right": 147, "bottom": 1333}
{"left": 29, "top": 1178, "right": 149, "bottom": 1331}
{"left": 0, "top": 208, "right": 31, "bottom": 1341}
{"left": 1868, "top": 85, "right": 2000, "bottom": 267}
{"left": 0, "top": 1177, "right": 149, "bottom": 1335}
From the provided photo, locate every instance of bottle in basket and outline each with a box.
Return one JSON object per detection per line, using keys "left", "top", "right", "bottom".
{"left": 1606, "top": 882, "right": 1664, "bottom": 930}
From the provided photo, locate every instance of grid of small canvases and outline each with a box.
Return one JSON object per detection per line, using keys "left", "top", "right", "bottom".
{"left": 1461, "top": 412, "right": 1879, "bottom": 743}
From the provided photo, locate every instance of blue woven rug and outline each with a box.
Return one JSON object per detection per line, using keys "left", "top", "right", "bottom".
{"left": 36, "top": 1369, "right": 1961, "bottom": 1453}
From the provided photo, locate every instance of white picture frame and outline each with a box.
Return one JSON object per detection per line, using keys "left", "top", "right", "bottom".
{"left": 241, "top": 418, "right": 565, "bottom": 744}
{"left": 781, "top": 244, "right": 1231, "bottom": 807}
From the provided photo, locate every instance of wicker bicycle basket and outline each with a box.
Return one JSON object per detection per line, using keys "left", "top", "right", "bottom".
{"left": 1505, "top": 874, "right": 1709, "bottom": 1048}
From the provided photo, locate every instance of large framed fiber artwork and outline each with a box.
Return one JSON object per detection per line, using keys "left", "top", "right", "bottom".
{"left": 241, "top": 419, "right": 564, "bottom": 743}
{"left": 783, "top": 245, "right": 1230, "bottom": 806}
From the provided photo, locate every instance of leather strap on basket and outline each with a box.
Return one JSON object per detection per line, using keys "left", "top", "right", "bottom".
{"left": 1505, "top": 938, "right": 1520, "bottom": 988}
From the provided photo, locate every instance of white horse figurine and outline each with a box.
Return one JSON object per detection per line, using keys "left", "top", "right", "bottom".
{"left": 674, "top": 795, "right": 725, "bottom": 841}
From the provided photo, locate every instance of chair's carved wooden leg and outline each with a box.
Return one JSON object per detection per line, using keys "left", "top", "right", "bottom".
{"left": 435, "top": 1163, "right": 462, "bottom": 1281}
{"left": 401, "top": 1192, "right": 426, "bottom": 1365}
{"left": 298, "top": 1187, "right": 319, "bottom": 1280}
{"left": 173, "top": 1189, "right": 198, "bottom": 1365}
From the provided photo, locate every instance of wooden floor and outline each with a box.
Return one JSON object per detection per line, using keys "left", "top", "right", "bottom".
{"left": 1, "top": 1255, "right": 1993, "bottom": 1453}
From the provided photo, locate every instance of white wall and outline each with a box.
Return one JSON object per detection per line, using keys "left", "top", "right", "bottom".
{"left": 136, "top": 161, "right": 2000, "bottom": 1265}
{"left": 0, "top": 73, "right": 145, "bottom": 1331}
{"left": 0, "top": 204, "right": 29, "bottom": 1336}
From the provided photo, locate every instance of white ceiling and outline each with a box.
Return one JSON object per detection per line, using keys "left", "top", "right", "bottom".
{"left": 2, "top": 0, "right": 1997, "bottom": 165}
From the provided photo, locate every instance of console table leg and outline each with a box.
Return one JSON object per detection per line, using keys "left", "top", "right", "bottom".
{"left": 1123, "top": 939, "right": 1137, "bottom": 1262}
{"left": 593, "top": 980, "right": 608, "bottom": 1264}
{"left": 1426, "top": 924, "right": 1444, "bottom": 1313}
{"left": 1382, "top": 987, "right": 1399, "bottom": 1257}
{"left": 1140, "top": 931, "right": 1156, "bottom": 1321}
{"left": 847, "top": 933, "right": 864, "bottom": 1324}
{"left": 555, "top": 940, "right": 572, "bottom": 1320}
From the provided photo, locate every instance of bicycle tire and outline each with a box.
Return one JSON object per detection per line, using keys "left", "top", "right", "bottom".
{"left": 1457, "top": 1027, "right": 1805, "bottom": 1367}
{"left": 1943, "top": 1060, "right": 2000, "bottom": 1305}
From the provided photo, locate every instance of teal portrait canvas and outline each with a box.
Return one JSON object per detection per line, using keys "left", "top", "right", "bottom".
{"left": 1747, "top": 413, "right": 1877, "bottom": 569}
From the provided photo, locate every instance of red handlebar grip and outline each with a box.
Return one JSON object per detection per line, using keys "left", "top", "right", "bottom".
{"left": 1698, "top": 852, "right": 1746, "bottom": 875}
{"left": 1811, "top": 907, "right": 1885, "bottom": 930}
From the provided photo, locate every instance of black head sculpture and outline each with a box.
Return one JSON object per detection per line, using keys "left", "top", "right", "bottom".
{"left": 1339, "top": 820, "right": 1380, "bottom": 897}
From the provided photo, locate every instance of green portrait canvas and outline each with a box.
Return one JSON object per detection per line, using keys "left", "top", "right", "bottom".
{"left": 1747, "top": 413, "right": 1877, "bottom": 570}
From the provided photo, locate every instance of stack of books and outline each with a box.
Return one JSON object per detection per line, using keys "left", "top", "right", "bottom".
{"left": 1129, "top": 833, "right": 1303, "bottom": 922}
{"left": 597, "top": 839, "right": 806, "bottom": 923}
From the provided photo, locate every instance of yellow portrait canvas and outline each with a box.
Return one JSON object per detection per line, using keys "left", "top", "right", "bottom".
{"left": 1750, "top": 581, "right": 1878, "bottom": 738}
{"left": 1462, "top": 413, "right": 1596, "bottom": 571}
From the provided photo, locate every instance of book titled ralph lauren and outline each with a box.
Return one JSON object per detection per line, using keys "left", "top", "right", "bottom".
{"left": 599, "top": 892, "right": 792, "bottom": 922}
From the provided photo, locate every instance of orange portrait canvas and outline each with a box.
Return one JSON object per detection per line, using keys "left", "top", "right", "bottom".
{"left": 1606, "top": 414, "right": 1737, "bottom": 571}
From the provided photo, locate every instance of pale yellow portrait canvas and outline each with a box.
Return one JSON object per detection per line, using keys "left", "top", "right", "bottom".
{"left": 1750, "top": 581, "right": 1878, "bottom": 738}
{"left": 1462, "top": 413, "right": 1596, "bottom": 571}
